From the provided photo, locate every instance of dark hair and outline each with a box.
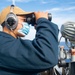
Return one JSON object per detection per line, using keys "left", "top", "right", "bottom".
{"left": 1, "top": 22, "right": 5, "bottom": 28}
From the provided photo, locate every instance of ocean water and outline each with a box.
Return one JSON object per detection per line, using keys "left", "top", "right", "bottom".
{"left": 59, "top": 42, "right": 69, "bottom": 49}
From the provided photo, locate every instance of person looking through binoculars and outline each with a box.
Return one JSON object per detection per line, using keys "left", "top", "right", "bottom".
{"left": 0, "top": 5, "right": 59, "bottom": 75}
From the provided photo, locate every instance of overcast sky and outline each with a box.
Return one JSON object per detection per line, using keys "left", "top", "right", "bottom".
{"left": 0, "top": 0, "right": 75, "bottom": 41}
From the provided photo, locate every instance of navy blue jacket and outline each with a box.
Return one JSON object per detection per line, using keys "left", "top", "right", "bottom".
{"left": 0, "top": 18, "right": 59, "bottom": 75}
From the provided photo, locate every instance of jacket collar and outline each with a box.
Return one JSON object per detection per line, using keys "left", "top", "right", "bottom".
{"left": 0, "top": 31, "right": 16, "bottom": 39}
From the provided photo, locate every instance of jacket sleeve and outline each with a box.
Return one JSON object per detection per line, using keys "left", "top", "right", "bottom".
{"left": 0, "top": 18, "right": 59, "bottom": 72}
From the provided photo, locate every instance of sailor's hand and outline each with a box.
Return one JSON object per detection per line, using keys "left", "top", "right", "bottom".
{"left": 34, "top": 12, "right": 48, "bottom": 21}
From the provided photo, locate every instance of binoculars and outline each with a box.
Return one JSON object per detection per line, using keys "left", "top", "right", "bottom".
{"left": 25, "top": 12, "right": 52, "bottom": 26}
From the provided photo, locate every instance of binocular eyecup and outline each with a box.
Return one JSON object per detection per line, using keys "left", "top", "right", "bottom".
{"left": 25, "top": 13, "right": 52, "bottom": 26}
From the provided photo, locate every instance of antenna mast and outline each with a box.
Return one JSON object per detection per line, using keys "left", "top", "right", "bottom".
{"left": 12, "top": 0, "right": 15, "bottom": 5}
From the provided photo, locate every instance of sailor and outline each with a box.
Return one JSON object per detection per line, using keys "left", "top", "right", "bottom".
{"left": 0, "top": 5, "right": 59, "bottom": 75}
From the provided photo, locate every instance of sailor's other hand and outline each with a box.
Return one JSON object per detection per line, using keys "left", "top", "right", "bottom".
{"left": 34, "top": 12, "right": 48, "bottom": 21}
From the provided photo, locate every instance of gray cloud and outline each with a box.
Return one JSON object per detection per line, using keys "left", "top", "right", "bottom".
{"left": 45, "top": 6, "right": 75, "bottom": 12}
{"left": 40, "top": 0, "right": 58, "bottom": 4}
{"left": 7, "top": 0, "right": 36, "bottom": 3}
